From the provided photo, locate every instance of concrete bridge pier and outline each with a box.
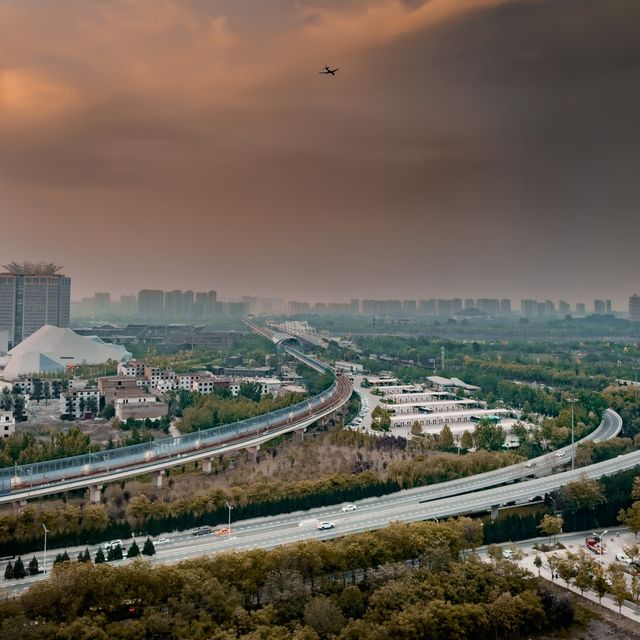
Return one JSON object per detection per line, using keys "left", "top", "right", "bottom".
{"left": 246, "top": 445, "right": 260, "bottom": 461}
{"left": 153, "top": 470, "right": 165, "bottom": 489}
{"left": 89, "top": 484, "right": 103, "bottom": 504}
{"left": 294, "top": 427, "right": 306, "bottom": 442}
{"left": 12, "top": 500, "right": 26, "bottom": 515}
{"left": 490, "top": 504, "right": 500, "bottom": 521}
{"left": 202, "top": 458, "right": 213, "bottom": 474}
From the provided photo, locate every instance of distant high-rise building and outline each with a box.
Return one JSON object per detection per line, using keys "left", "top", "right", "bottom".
{"left": 464, "top": 298, "right": 475, "bottom": 310}
{"left": 452, "top": 298, "right": 463, "bottom": 314}
{"left": 606, "top": 299, "right": 612, "bottom": 314}
{"left": 138, "top": 289, "right": 164, "bottom": 319}
{"left": 544, "top": 300, "right": 556, "bottom": 318}
{"left": 558, "top": 300, "right": 570, "bottom": 317}
{"left": 521, "top": 299, "right": 537, "bottom": 318}
{"left": 350, "top": 299, "right": 360, "bottom": 314}
{"left": 419, "top": 299, "right": 437, "bottom": 315}
{"left": 0, "top": 262, "right": 71, "bottom": 347}
{"left": 477, "top": 298, "right": 499, "bottom": 316}
{"left": 120, "top": 295, "right": 137, "bottom": 316}
{"left": 500, "top": 299, "right": 512, "bottom": 316}
{"left": 94, "top": 292, "right": 111, "bottom": 318}
{"left": 403, "top": 300, "right": 417, "bottom": 314}
{"left": 437, "top": 299, "right": 453, "bottom": 317}
{"left": 629, "top": 295, "right": 640, "bottom": 322}
{"left": 594, "top": 299, "right": 606, "bottom": 315}
{"left": 575, "top": 302, "right": 586, "bottom": 316}
{"left": 536, "top": 302, "right": 547, "bottom": 319}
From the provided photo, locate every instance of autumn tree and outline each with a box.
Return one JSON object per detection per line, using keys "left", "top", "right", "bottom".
{"left": 438, "top": 424, "right": 454, "bottom": 449}
{"left": 538, "top": 514, "right": 563, "bottom": 545}
{"left": 473, "top": 419, "right": 505, "bottom": 451}
{"left": 562, "top": 477, "right": 606, "bottom": 512}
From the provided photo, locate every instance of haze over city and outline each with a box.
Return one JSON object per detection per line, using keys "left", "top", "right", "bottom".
{"left": 1, "top": 0, "right": 639, "bottom": 304}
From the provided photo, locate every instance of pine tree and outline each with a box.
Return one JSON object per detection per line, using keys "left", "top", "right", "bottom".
{"left": 83, "top": 548, "right": 92, "bottom": 563}
{"left": 13, "top": 557, "right": 26, "bottom": 579}
{"left": 28, "top": 556, "right": 39, "bottom": 576}
{"left": 127, "top": 541, "right": 141, "bottom": 558}
{"left": 4, "top": 561, "right": 13, "bottom": 580}
{"left": 95, "top": 547, "right": 106, "bottom": 564}
{"left": 141, "top": 537, "right": 156, "bottom": 556}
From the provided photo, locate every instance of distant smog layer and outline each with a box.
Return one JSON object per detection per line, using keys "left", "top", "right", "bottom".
{"left": 0, "top": 1, "right": 639, "bottom": 304}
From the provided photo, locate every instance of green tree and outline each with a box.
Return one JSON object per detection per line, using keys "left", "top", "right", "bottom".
{"left": 608, "top": 563, "right": 631, "bottom": 614}
{"left": 410, "top": 421, "right": 422, "bottom": 437}
{"left": 371, "top": 406, "right": 391, "bottom": 432}
{"left": 127, "top": 540, "right": 141, "bottom": 558}
{"left": 12, "top": 556, "right": 26, "bottom": 579}
{"left": 32, "top": 380, "right": 43, "bottom": 404}
{"left": 28, "top": 556, "right": 39, "bottom": 576}
{"left": 142, "top": 537, "right": 156, "bottom": 556}
{"left": 538, "top": 514, "right": 563, "bottom": 545}
{"left": 94, "top": 547, "right": 106, "bottom": 564}
{"left": 304, "top": 596, "right": 344, "bottom": 638}
{"left": 4, "top": 561, "right": 13, "bottom": 580}
{"left": 107, "top": 545, "right": 123, "bottom": 561}
{"left": 86, "top": 396, "right": 98, "bottom": 417}
{"left": 239, "top": 381, "right": 263, "bottom": 402}
{"left": 438, "top": 424, "right": 454, "bottom": 449}
{"left": 473, "top": 419, "right": 505, "bottom": 451}
{"left": 43, "top": 382, "right": 51, "bottom": 406}
{"left": 562, "top": 477, "right": 606, "bottom": 511}
{"left": 533, "top": 555, "right": 542, "bottom": 576}
{"left": 101, "top": 403, "right": 115, "bottom": 419}
{"left": 618, "top": 502, "right": 640, "bottom": 539}
{"left": 78, "top": 397, "right": 87, "bottom": 418}
{"left": 460, "top": 430, "right": 474, "bottom": 450}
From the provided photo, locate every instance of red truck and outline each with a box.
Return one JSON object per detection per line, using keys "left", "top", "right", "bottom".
{"left": 585, "top": 536, "right": 606, "bottom": 554}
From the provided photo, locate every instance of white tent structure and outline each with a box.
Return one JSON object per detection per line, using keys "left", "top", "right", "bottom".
{"left": 0, "top": 325, "right": 131, "bottom": 381}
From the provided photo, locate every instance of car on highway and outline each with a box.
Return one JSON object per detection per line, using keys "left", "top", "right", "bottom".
{"left": 215, "top": 527, "right": 230, "bottom": 537}
{"left": 154, "top": 537, "right": 170, "bottom": 546}
{"left": 525, "top": 461, "right": 536, "bottom": 468}
{"left": 193, "top": 526, "right": 213, "bottom": 536}
{"left": 317, "top": 521, "right": 335, "bottom": 530}
{"left": 616, "top": 552, "right": 632, "bottom": 564}
{"left": 341, "top": 504, "right": 357, "bottom": 512}
{"left": 105, "top": 539, "right": 126, "bottom": 552}
{"left": 555, "top": 450, "right": 566, "bottom": 458}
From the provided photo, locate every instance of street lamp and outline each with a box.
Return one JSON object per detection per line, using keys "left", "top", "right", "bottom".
{"left": 225, "top": 502, "right": 233, "bottom": 541}
{"left": 547, "top": 494, "right": 557, "bottom": 515}
{"left": 42, "top": 524, "right": 49, "bottom": 575}
{"left": 566, "top": 398, "right": 578, "bottom": 471}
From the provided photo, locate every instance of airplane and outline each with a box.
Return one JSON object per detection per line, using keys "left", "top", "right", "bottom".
{"left": 319, "top": 65, "right": 339, "bottom": 76}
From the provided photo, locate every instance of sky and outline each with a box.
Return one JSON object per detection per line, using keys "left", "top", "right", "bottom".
{"left": 1, "top": 0, "right": 639, "bottom": 306}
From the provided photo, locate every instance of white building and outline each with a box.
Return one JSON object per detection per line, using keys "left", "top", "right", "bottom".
{"left": 60, "top": 387, "right": 101, "bottom": 419}
{"left": 0, "top": 325, "right": 131, "bottom": 381}
{"left": 426, "top": 376, "right": 480, "bottom": 393}
{"left": 228, "top": 377, "right": 282, "bottom": 397}
{"left": 0, "top": 410, "right": 15, "bottom": 438}
{"left": 387, "top": 399, "right": 481, "bottom": 416}
{"left": 117, "top": 360, "right": 147, "bottom": 377}
{"left": 115, "top": 395, "right": 168, "bottom": 421}
{"left": 391, "top": 408, "right": 510, "bottom": 429}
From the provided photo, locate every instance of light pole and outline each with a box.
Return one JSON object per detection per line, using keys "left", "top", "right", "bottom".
{"left": 42, "top": 524, "right": 49, "bottom": 575}
{"left": 547, "top": 494, "right": 557, "bottom": 515}
{"left": 225, "top": 502, "right": 233, "bottom": 541}
{"left": 567, "top": 397, "right": 578, "bottom": 471}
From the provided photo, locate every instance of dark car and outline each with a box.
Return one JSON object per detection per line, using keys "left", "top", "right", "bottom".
{"left": 193, "top": 526, "right": 213, "bottom": 536}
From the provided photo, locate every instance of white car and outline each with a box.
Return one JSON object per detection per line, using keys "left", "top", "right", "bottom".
{"left": 104, "top": 539, "right": 125, "bottom": 552}
{"left": 616, "top": 552, "right": 632, "bottom": 564}
{"left": 318, "top": 521, "right": 335, "bottom": 530}
{"left": 154, "top": 537, "right": 170, "bottom": 546}
{"left": 555, "top": 450, "right": 566, "bottom": 458}
{"left": 341, "top": 504, "right": 357, "bottom": 512}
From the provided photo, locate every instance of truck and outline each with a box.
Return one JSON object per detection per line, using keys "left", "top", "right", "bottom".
{"left": 585, "top": 536, "right": 606, "bottom": 554}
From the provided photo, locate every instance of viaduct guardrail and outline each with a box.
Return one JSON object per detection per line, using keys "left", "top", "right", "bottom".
{"left": 0, "top": 346, "right": 351, "bottom": 503}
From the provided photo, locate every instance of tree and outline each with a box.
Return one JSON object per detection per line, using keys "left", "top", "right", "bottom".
{"left": 473, "top": 419, "right": 505, "bottom": 451}
{"left": 54, "top": 551, "right": 70, "bottom": 565}
{"left": 538, "top": 514, "right": 563, "bottom": 545}
{"left": 239, "top": 381, "right": 263, "bottom": 402}
{"left": 101, "top": 403, "right": 115, "bottom": 419}
{"left": 410, "top": 421, "right": 422, "bottom": 437}
{"left": 107, "top": 545, "right": 123, "bottom": 561}
{"left": 94, "top": 547, "right": 106, "bottom": 564}
{"left": 438, "top": 424, "right": 454, "bottom": 449}
{"left": 28, "top": 556, "right": 39, "bottom": 576}
{"left": 573, "top": 553, "right": 595, "bottom": 595}
{"left": 12, "top": 557, "right": 26, "bottom": 579}
{"left": 0, "top": 388, "right": 12, "bottom": 411}
{"left": 4, "top": 561, "right": 13, "bottom": 580}
{"left": 533, "top": 555, "right": 542, "bottom": 576}
{"left": 142, "top": 537, "right": 156, "bottom": 556}
{"left": 592, "top": 565, "right": 609, "bottom": 604}
{"left": 13, "top": 394, "right": 25, "bottom": 421}
{"left": 618, "top": 502, "right": 640, "bottom": 539}
{"left": 608, "top": 563, "right": 631, "bottom": 614}
{"left": 371, "top": 406, "right": 391, "bottom": 432}
{"left": 460, "top": 430, "right": 474, "bottom": 450}
{"left": 32, "top": 379, "right": 43, "bottom": 404}
{"left": 78, "top": 548, "right": 91, "bottom": 563}
{"left": 304, "top": 596, "right": 344, "bottom": 638}
{"left": 43, "top": 382, "right": 51, "bottom": 406}
{"left": 86, "top": 396, "right": 98, "bottom": 417}
{"left": 562, "top": 477, "right": 606, "bottom": 511}
{"left": 78, "top": 397, "right": 87, "bottom": 418}
{"left": 127, "top": 540, "right": 141, "bottom": 558}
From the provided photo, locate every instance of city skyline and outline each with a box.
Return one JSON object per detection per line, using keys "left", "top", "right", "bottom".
{"left": 2, "top": 1, "right": 639, "bottom": 303}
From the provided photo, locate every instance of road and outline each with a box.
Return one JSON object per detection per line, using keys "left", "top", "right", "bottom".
{"left": 2, "top": 409, "right": 634, "bottom": 597}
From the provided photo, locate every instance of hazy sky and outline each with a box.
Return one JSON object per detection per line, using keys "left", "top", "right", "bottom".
{"left": 1, "top": 0, "right": 639, "bottom": 305}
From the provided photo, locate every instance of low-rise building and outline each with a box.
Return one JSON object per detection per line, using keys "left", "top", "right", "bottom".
{"left": 426, "top": 376, "right": 481, "bottom": 393}
{"left": 386, "top": 399, "right": 481, "bottom": 416}
{"left": 115, "top": 396, "right": 168, "bottom": 421}
{"left": 391, "top": 408, "right": 510, "bottom": 429}
{"left": 98, "top": 376, "right": 149, "bottom": 404}
{"left": 60, "top": 387, "right": 101, "bottom": 419}
{"left": 144, "top": 366, "right": 176, "bottom": 389}
{"left": 228, "top": 377, "right": 282, "bottom": 397}
{"left": 0, "top": 410, "right": 15, "bottom": 438}
{"left": 117, "top": 359, "right": 147, "bottom": 377}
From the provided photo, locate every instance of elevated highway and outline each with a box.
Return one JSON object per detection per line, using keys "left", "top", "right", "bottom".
{"left": 0, "top": 347, "right": 351, "bottom": 504}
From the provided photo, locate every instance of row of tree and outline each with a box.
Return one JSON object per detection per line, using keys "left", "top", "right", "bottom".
{"left": 0, "top": 519, "right": 577, "bottom": 640}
